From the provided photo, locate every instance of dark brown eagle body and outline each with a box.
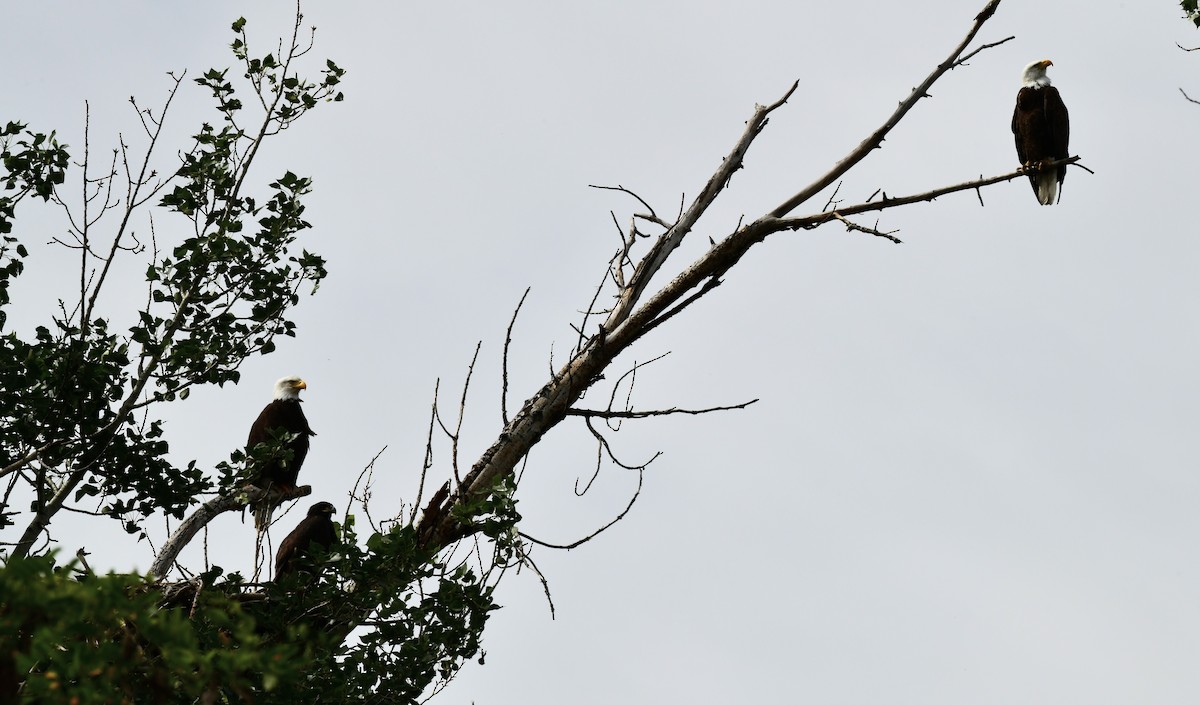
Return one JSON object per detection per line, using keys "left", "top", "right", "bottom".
{"left": 274, "top": 501, "right": 337, "bottom": 580}
{"left": 247, "top": 398, "right": 314, "bottom": 490}
{"left": 248, "top": 376, "right": 315, "bottom": 529}
{"left": 1012, "top": 59, "right": 1070, "bottom": 205}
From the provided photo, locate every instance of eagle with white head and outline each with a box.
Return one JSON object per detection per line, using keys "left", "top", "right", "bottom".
{"left": 1012, "top": 59, "right": 1070, "bottom": 205}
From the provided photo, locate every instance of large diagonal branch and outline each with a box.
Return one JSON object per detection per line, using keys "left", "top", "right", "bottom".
{"left": 414, "top": 0, "right": 1010, "bottom": 554}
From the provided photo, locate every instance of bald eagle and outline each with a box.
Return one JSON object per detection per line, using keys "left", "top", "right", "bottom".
{"left": 248, "top": 375, "right": 315, "bottom": 528}
{"left": 1012, "top": 59, "right": 1070, "bottom": 205}
{"left": 274, "top": 501, "right": 337, "bottom": 580}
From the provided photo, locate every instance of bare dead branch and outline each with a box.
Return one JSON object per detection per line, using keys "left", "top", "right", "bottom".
{"left": 573, "top": 410, "right": 662, "bottom": 496}
{"left": 612, "top": 361, "right": 637, "bottom": 430}
{"left": 635, "top": 275, "right": 722, "bottom": 341}
{"left": 566, "top": 399, "right": 759, "bottom": 419}
{"left": 589, "top": 184, "right": 662, "bottom": 226}
{"left": 779, "top": 157, "right": 1082, "bottom": 231}
{"left": 822, "top": 182, "right": 843, "bottom": 212}
{"left": 576, "top": 430, "right": 604, "bottom": 496}
{"left": 832, "top": 213, "right": 902, "bottom": 244}
{"left": 585, "top": 417, "right": 663, "bottom": 474}
{"left": 769, "top": 0, "right": 1005, "bottom": 218}
{"left": 952, "top": 35, "right": 1015, "bottom": 68}
{"left": 414, "top": 0, "right": 1017, "bottom": 554}
{"left": 604, "top": 353, "right": 670, "bottom": 418}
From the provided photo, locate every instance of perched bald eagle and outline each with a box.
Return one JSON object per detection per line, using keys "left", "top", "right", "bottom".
{"left": 274, "top": 501, "right": 338, "bottom": 580}
{"left": 248, "top": 375, "right": 315, "bottom": 528}
{"left": 1012, "top": 59, "right": 1070, "bottom": 205}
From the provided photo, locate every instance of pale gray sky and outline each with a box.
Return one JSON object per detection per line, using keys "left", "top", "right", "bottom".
{"left": 5, "top": 1, "right": 1200, "bottom": 703}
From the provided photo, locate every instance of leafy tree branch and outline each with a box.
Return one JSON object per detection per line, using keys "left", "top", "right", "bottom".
{"left": 3, "top": 9, "right": 342, "bottom": 557}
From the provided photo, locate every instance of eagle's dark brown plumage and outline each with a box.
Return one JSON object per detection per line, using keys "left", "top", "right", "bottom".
{"left": 1012, "top": 59, "right": 1070, "bottom": 205}
{"left": 248, "top": 375, "right": 315, "bottom": 528}
{"left": 274, "top": 501, "right": 337, "bottom": 580}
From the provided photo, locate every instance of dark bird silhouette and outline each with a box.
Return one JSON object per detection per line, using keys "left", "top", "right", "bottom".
{"left": 247, "top": 375, "right": 315, "bottom": 529}
{"left": 274, "top": 501, "right": 338, "bottom": 580}
{"left": 1012, "top": 59, "right": 1070, "bottom": 205}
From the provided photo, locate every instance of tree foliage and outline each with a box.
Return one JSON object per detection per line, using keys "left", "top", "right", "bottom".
{"left": 1184, "top": 0, "right": 1200, "bottom": 28}
{"left": 1, "top": 9, "right": 341, "bottom": 554}
{"left": 0, "top": 555, "right": 297, "bottom": 704}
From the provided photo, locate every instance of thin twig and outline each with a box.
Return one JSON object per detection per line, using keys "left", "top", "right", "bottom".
{"left": 566, "top": 399, "right": 759, "bottom": 419}
{"left": 952, "top": 35, "right": 1015, "bottom": 68}
{"left": 449, "top": 343, "right": 482, "bottom": 487}
{"left": 347, "top": 446, "right": 388, "bottom": 535}
{"left": 588, "top": 184, "right": 663, "bottom": 226}
{"left": 521, "top": 468, "right": 644, "bottom": 550}
{"left": 832, "top": 213, "right": 902, "bottom": 244}
{"left": 501, "top": 288, "right": 531, "bottom": 425}
{"left": 518, "top": 549, "right": 556, "bottom": 619}
{"left": 412, "top": 378, "right": 441, "bottom": 524}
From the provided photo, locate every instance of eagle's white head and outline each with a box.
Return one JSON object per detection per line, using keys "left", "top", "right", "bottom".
{"left": 1021, "top": 59, "right": 1054, "bottom": 89}
{"left": 273, "top": 375, "right": 308, "bottom": 400}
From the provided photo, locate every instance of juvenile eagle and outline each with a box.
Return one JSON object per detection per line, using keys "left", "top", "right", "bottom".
{"left": 1012, "top": 59, "right": 1070, "bottom": 205}
{"left": 247, "top": 375, "right": 315, "bottom": 528}
{"left": 274, "top": 501, "right": 337, "bottom": 580}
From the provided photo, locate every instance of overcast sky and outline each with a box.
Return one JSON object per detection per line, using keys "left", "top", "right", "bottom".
{"left": 5, "top": 1, "right": 1200, "bottom": 703}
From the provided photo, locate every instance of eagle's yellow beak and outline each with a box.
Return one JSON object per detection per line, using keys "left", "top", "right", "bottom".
{"left": 1041, "top": 59, "right": 1054, "bottom": 68}
{"left": 295, "top": 379, "right": 308, "bottom": 390}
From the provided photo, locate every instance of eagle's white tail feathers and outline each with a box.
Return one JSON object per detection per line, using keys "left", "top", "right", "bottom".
{"left": 254, "top": 501, "right": 274, "bottom": 531}
{"left": 1036, "top": 172, "right": 1058, "bottom": 206}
